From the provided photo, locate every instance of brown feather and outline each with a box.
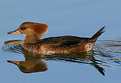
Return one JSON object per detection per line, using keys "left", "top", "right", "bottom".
{"left": 32, "top": 23, "right": 48, "bottom": 34}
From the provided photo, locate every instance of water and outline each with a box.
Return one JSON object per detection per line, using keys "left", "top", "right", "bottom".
{"left": 1, "top": 0, "right": 121, "bottom": 83}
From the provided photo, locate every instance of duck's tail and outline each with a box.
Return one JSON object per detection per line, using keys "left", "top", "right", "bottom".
{"left": 91, "top": 26, "right": 105, "bottom": 42}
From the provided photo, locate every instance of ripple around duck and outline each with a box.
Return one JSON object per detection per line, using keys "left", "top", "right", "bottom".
{"left": 2, "top": 40, "right": 23, "bottom": 54}
{"left": 2, "top": 40, "right": 121, "bottom": 75}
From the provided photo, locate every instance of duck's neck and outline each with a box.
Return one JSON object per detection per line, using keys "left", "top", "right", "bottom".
{"left": 23, "top": 34, "right": 41, "bottom": 44}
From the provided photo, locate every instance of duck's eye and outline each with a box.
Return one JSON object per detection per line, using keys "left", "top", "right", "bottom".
{"left": 20, "top": 27, "right": 26, "bottom": 30}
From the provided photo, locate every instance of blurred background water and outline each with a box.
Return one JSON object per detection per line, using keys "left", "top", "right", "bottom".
{"left": 0, "top": 0, "right": 121, "bottom": 83}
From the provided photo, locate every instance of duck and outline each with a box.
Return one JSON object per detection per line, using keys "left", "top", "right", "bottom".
{"left": 8, "top": 22, "right": 105, "bottom": 55}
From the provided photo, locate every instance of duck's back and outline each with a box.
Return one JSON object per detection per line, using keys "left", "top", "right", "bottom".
{"left": 41, "top": 36, "right": 90, "bottom": 45}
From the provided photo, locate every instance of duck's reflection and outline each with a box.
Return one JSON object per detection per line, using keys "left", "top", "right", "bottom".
{"left": 7, "top": 47, "right": 105, "bottom": 75}
{"left": 7, "top": 56, "right": 47, "bottom": 73}
{"left": 7, "top": 46, "right": 48, "bottom": 73}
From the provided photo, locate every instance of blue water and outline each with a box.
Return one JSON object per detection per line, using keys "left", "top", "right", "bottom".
{"left": 1, "top": 0, "right": 121, "bottom": 83}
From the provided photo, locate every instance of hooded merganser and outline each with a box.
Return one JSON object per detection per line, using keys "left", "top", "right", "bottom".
{"left": 8, "top": 22, "right": 105, "bottom": 54}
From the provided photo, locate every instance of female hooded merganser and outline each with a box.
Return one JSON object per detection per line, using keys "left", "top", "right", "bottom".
{"left": 8, "top": 22, "right": 105, "bottom": 54}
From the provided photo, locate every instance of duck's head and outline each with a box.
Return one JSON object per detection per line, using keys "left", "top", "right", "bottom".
{"left": 8, "top": 22, "right": 48, "bottom": 37}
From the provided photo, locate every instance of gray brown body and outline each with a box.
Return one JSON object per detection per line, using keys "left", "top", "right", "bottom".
{"left": 22, "top": 36, "right": 95, "bottom": 54}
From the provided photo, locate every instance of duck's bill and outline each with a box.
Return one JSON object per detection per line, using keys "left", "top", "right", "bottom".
{"left": 7, "top": 29, "right": 21, "bottom": 34}
{"left": 7, "top": 60, "right": 20, "bottom": 65}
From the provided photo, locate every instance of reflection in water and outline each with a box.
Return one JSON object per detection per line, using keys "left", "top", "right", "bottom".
{"left": 7, "top": 56, "right": 47, "bottom": 73}
{"left": 2, "top": 40, "right": 121, "bottom": 75}
{"left": 7, "top": 48, "right": 105, "bottom": 75}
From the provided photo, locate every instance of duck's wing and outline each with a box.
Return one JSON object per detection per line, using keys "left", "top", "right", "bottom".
{"left": 42, "top": 36, "right": 90, "bottom": 46}
{"left": 59, "top": 39, "right": 81, "bottom": 46}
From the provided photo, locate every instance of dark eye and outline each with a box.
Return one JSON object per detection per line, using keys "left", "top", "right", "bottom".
{"left": 20, "top": 27, "right": 26, "bottom": 30}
